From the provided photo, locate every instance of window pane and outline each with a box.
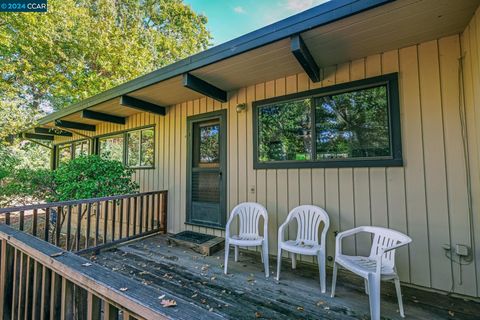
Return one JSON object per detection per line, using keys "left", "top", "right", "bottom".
{"left": 140, "top": 129, "right": 154, "bottom": 166}
{"left": 74, "top": 140, "right": 89, "bottom": 158}
{"left": 258, "top": 99, "right": 311, "bottom": 162}
{"left": 58, "top": 144, "right": 72, "bottom": 165}
{"left": 199, "top": 124, "right": 219, "bottom": 164}
{"left": 99, "top": 135, "right": 124, "bottom": 162}
{"left": 315, "top": 85, "right": 390, "bottom": 160}
{"left": 127, "top": 131, "right": 141, "bottom": 167}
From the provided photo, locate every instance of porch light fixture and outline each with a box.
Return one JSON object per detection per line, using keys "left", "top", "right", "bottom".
{"left": 236, "top": 103, "right": 247, "bottom": 113}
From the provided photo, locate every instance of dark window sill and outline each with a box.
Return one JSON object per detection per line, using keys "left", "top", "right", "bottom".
{"left": 253, "top": 158, "right": 403, "bottom": 169}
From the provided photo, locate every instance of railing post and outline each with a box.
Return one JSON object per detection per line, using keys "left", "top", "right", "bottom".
{"left": 87, "top": 292, "right": 101, "bottom": 320}
{"left": 44, "top": 208, "right": 50, "bottom": 242}
{"left": 76, "top": 203, "right": 82, "bottom": 252}
{"left": 32, "top": 209, "right": 38, "bottom": 236}
{"left": 0, "top": 239, "right": 14, "bottom": 318}
{"left": 161, "top": 192, "right": 168, "bottom": 233}
{"left": 61, "top": 277, "right": 74, "bottom": 319}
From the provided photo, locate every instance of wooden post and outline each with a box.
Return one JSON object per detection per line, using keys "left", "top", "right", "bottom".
{"left": 126, "top": 198, "right": 131, "bottom": 238}
{"left": 19, "top": 210, "right": 25, "bottom": 231}
{"left": 44, "top": 208, "right": 50, "bottom": 243}
{"left": 161, "top": 192, "right": 168, "bottom": 233}
{"left": 61, "top": 277, "right": 73, "bottom": 319}
{"left": 76, "top": 203, "right": 82, "bottom": 252}
{"left": 66, "top": 205, "right": 72, "bottom": 250}
{"left": 55, "top": 207, "right": 62, "bottom": 247}
{"left": 103, "top": 201, "right": 109, "bottom": 244}
{"left": 104, "top": 302, "right": 118, "bottom": 320}
{"left": 40, "top": 266, "right": 52, "bottom": 320}
{"left": 111, "top": 200, "right": 116, "bottom": 241}
{"left": 32, "top": 209, "right": 38, "bottom": 237}
{"left": 85, "top": 203, "right": 92, "bottom": 250}
{"left": 0, "top": 240, "right": 14, "bottom": 318}
{"left": 87, "top": 292, "right": 101, "bottom": 320}
{"left": 119, "top": 199, "right": 124, "bottom": 240}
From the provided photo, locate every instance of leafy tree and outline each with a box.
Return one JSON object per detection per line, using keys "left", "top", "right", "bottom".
{"left": 0, "top": 0, "right": 211, "bottom": 177}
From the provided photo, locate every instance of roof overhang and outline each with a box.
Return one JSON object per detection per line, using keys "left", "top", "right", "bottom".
{"left": 32, "top": 0, "right": 480, "bottom": 135}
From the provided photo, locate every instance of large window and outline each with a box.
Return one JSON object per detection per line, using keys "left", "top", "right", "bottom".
{"left": 253, "top": 73, "right": 402, "bottom": 168}
{"left": 98, "top": 127, "right": 155, "bottom": 168}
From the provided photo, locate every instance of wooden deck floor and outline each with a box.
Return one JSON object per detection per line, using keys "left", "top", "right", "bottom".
{"left": 86, "top": 235, "right": 479, "bottom": 320}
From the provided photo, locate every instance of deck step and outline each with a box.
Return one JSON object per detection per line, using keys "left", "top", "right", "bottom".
{"left": 167, "top": 231, "right": 224, "bottom": 256}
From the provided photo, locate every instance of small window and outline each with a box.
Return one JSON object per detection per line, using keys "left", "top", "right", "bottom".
{"left": 99, "top": 134, "right": 124, "bottom": 163}
{"left": 74, "top": 140, "right": 90, "bottom": 158}
{"left": 58, "top": 144, "right": 72, "bottom": 166}
{"left": 127, "top": 128, "right": 154, "bottom": 168}
{"left": 253, "top": 73, "right": 402, "bottom": 168}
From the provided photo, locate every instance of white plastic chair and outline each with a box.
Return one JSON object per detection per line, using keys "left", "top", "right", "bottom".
{"left": 276, "top": 205, "right": 330, "bottom": 293}
{"left": 224, "top": 202, "right": 269, "bottom": 277}
{"left": 331, "top": 226, "right": 412, "bottom": 320}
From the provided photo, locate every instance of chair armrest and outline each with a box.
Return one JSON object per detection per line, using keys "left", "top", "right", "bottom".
{"left": 277, "top": 219, "right": 293, "bottom": 244}
{"left": 335, "top": 227, "right": 369, "bottom": 256}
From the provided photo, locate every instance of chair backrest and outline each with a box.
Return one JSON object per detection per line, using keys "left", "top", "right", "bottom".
{"left": 228, "top": 202, "right": 268, "bottom": 238}
{"left": 286, "top": 205, "right": 329, "bottom": 246}
{"left": 365, "top": 226, "right": 412, "bottom": 268}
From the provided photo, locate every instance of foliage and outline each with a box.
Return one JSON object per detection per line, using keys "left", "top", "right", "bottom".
{"left": 0, "top": 0, "right": 210, "bottom": 114}
{"left": 53, "top": 155, "right": 138, "bottom": 201}
{"left": 0, "top": 168, "right": 55, "bottom": 206}
{"left": 0, "top": 155, "right": 138, "bottom": 206}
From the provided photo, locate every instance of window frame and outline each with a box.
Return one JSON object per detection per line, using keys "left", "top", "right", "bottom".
{"left": 252, "top": 73, "right": 402, "bottom": 169}
{"left": 55, "top": 139, "right": 91, "bottom": 167}
{"left": 94, "top": 125, "right": 156, "bottom": 170}
{"left": 126, "top": 127, "right": 156, "bottom": 169}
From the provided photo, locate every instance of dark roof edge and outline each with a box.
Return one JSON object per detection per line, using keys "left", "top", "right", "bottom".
{"left": 39, "top": 0, "right": 394, "bottom": 125}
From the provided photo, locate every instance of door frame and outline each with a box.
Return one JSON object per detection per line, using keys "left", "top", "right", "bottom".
{"left": 186, "top": 109, "right": 228, "bottom": 229}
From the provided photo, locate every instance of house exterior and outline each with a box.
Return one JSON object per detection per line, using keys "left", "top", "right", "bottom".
{"left": 29, "top": 0, "right": 480, "bottom": 299}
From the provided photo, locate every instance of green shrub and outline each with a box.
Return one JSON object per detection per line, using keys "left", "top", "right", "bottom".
{"left": 53, "top": 155, "right": 138, "bottom": 201}
{"left": 0, "top": 155, "right": 138, "bottom": 206}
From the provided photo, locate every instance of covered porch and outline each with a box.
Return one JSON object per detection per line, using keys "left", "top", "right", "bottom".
{"left": 88, "top": 234, "right": 479, "bottom": 320}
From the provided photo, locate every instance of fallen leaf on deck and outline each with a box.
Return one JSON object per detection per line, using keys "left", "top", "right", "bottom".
{"left": 191, "top": 293, "right": 198, "bottom": 298}
{"left": 201, "top": 299, "right": 207, "bottom": 304}
{"left": 81, "top": 262, "right": 92, "bottom": 267}
{"left": 255, "top": 311, "right": 262, "bottom": 318}
{"left": 316, "top": 301, "right": 325, "bottom": 306}
{"left": 161, "top": 299, "right": 177, "bottom": 308}
{"left": 297, "top": 306, "right": 304, "bottom": 311}
{"left": 210, "top": 277, "right": 216, "bottom": 281}
{"left": 209, "top": 308, "right": 214, "bottom": 312}
{"left": 448, "top": 311, "right": 455, "bottom": 317}
{"left": 119, "top": 287, "right": 128, "bottom": 292}
{"left": 158, "top": 294, "right": 165, "bottom": 299}
{"left": 50, "top": 252, "right": 64, "bottom": 257}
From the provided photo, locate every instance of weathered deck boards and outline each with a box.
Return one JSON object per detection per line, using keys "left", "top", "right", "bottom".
{"left": 87, "top": 235, "right": 480, "bottom": 320}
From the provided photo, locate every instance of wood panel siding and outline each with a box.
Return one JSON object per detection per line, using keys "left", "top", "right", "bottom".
{"left": 461, "top": 6, "right": 480, "bottom": 298}
{"left": 54, "top": 31, "right": 480, "bottom": 297}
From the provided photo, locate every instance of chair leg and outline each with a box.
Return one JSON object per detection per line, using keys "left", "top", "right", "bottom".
{"left": 262, "top": 243, "right": 269, "bottom": 278}
{"left": 394, "top": 277, "right": 405, "bottom": 318}
{"left": 276, "top": 247, "right": 282, "bottom": 281}
{"left": 224, "top": 243, "right": 229, "bottom": 275}
{"left": 291, "top": 253, "right": 297, "bottom": 269}
{"left": 364, "top": 279, "right": 369, "bottom": 295}
{"left": 260, "top": 248, "right": 264, "bottom": 263}
{"left": 330, "top": 262, "right": 338, "bottom": 298}
{"left": 317, "top": 251, "right": 326, "bottom": 293}
{"left": 234, "top": 246, "right": 239, "bottom": 262}
{"left": 367, "top": 273, "right": 381, "bottom": 320}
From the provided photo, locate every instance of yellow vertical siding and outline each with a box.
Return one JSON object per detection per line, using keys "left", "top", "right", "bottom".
{"left": 54, "top": 31, "right": 480, "bottom": 297}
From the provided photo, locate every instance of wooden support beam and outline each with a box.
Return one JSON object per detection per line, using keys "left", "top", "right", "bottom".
{"left": 34, "top": 127, "right": 72, "bottom": 137}
{"left": 81, "top": 110, "right": 126, "bottom": 124}
{"left": 291, "top": 34, "right": 321, "bottom": 83}
{"left": 55, "top": 120, "right": 96, "bottom": 132}
{"left": 183, "top": 73, "right": 227, "bottom": 103}
{"left": 120, "top": 96, "right": 166, "bottom": 115}
{"left": 22, "top": 133, "right": 54, "bottom": 141}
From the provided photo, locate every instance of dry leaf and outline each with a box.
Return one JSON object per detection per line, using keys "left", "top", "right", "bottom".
{"left": 191, "top": 293, "right": 198, "bottom": 298}
{"left": 119, "top": 287, "right": 128, "bottom": 292}
{"left": 161, "top": 299, "right": 177, "bottom": 308}
{"left": 158, "top": 294, "right": 166, "bottom": 300}
{"left": 255, "top": 311, "right": 262, "bottom": 318}
{"left": 448, "top": 310, "right": 455, "bottom": 317}
{"left": 81, "top": 262, "right": 92, "bottom": 267}
{"left": 297, "top": 306, "right": 304, "bottom": 311}
{"left": 50, "top": 252, "right": 64, "bottom": 257}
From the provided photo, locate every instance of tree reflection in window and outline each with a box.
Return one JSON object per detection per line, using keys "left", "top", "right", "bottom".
{"left": 99, "top": 135, "right": 124, "bottom": 163}
{"left": 258, "top": 99, "right": 312, "bottom": 162}
{"left": 315, "top": 85, "right": 390, "bottom": 159}
{"left": 199, "top": 124, "right": 219, "bottom": 164}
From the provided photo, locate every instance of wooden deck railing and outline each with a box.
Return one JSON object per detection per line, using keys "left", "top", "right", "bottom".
{"left": 0, "top": 224, "right": 188, "bottom": 320}
{"left": 0, "top": 191, "right": 168, "bottom": 253}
